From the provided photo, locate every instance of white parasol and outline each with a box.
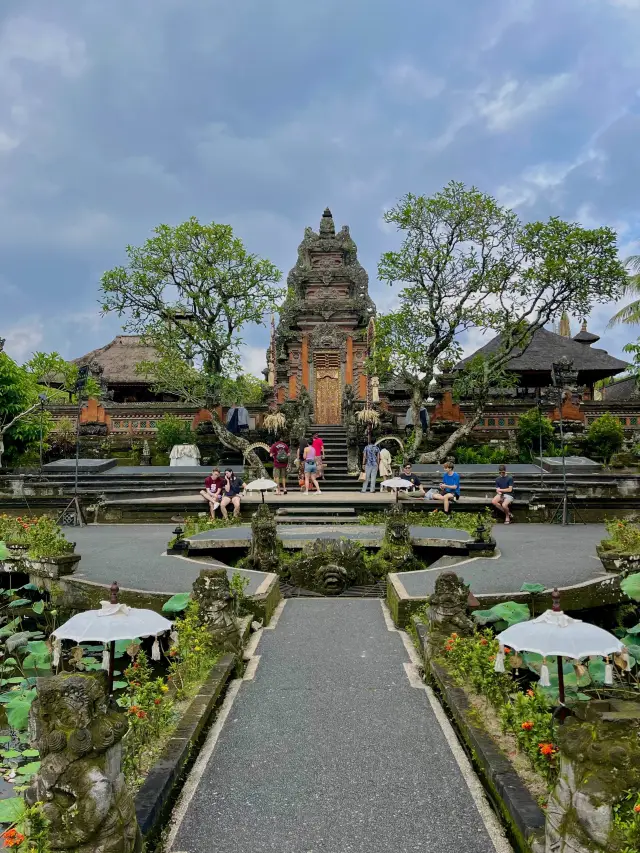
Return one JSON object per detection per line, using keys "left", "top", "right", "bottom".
{"left": 381, "top": 477, "right": 414, "bottom": 503}
{"left": 245, "top": 478, "right": 278, "bottom": 503}
{"left": 52, "top": 584, "right": 173, "bottom": 693}
{"left": 496, "top": 604, "right": 623, "bottom": 703}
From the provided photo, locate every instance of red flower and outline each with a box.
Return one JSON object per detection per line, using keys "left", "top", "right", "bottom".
{"left": 479, "top": 638, "right": 488, "bottom": 646}
{"left": 504, "top": 647, "right": 512, "bottom": 654}
{"left": 132, "top": 663, "right": 140, "bottom": 670}
{"left": 2, "top": 829, "right": 26, "bottom": 848}
{"left": 521, "top": 721, "right": 534, "bottom": 731}
{"left": 136, "top": 710, "right": 147, "bottom": 719}
{"left": 128, "top": 705, "right": 140, "bottom": 715}
{"left": 526, "top": 689, "right": 535, "bottom": 698}
{"left": 634, "top": 804, "right": 640, "bottom": 814}
{"left": 450, "top": 633, "right": 458, "bottom": 639}
{"left": 154, "top": 698, "right": 162, "bottom": 705}
{"left": 539, "top": 743, "right": 555, "bottom": 756}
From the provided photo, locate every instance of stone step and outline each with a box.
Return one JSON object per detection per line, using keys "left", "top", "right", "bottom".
{"left": 275, "top": 515, "right": 358, "bottom": 524}
{"left": 277, "top": 506, "right": 356, "bottom": 516}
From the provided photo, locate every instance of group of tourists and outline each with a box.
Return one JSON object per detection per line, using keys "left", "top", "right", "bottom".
{"left": 267, "top": 433, "right": 326, "bottom": 495}
{"left": 360, "top": 438, "right": 514, "bottom": 522}
{"left": 199, "top": 468, "right": 245, "bottom": 520}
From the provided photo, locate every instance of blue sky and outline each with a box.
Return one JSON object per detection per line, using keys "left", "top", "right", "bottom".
{"left": 1, "top": 0, "right": 640, "bottom": 375}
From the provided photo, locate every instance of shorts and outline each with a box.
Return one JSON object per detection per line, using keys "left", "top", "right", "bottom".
{"left": 304, "top": 461, "right": 317, "bottom": 474}
{"left": 498, "top": 493, "right": 514, "bottom": 506}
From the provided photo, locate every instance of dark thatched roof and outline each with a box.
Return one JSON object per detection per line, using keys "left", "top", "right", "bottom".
{"left": 73, "top": 336, "right": 159, "bottom": 385}
{"left": 601, "top": 375, "right": 639, "bottom": 402}
{"left": 457, "top": 327, "right": 628, "bottom": 379}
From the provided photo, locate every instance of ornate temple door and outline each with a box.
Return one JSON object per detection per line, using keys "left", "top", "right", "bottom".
{"left": 314, "top": 353, "right": 341, "bottom": 424}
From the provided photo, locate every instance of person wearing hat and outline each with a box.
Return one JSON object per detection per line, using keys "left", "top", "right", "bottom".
{"left": 492, "top": 464, "right": 514, "bottom": 524}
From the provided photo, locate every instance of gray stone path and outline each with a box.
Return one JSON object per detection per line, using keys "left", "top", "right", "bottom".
{"left": 170, "top": 600, "right": 503, "bottom": 853}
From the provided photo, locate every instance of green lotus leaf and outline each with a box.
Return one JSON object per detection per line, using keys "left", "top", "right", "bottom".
{"left": 162, "top": 592, "right": 190, "bottom": 614}
{"left": 627, "top": 623, "right": 640, "bottom": 635}
{"left": 620, "top": 573, "right": 640, "bottom": 602}
{"left": 588, "top": 658, "right": 606, "bottom": 684}
{"left": 520, "top": 583, "right": 546, "bottom": 594}
{"left": 0, "top": 797, "right": 25, "bottom": 824}
{"left": 31, "top": 601, "right": 45, "bottom": 615}
{"left": 7, "top": 599, "right": 31, "bottom": 608}
{"left": 5, "top": 690, "right": 36, "bottom": 731}
{"left": 20, "top": 749, "right": 39, "bottom": 758}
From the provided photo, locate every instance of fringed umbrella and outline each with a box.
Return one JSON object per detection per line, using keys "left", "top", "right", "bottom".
{"left": 245, "top": 478, "right": 278, "bottom": 503}
{"left": 380, "top": 477, "right": 414, "bottom": 503}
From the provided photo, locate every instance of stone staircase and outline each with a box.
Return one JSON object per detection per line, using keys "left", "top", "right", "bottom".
{"left": 288, "top": 425, "right": 356, "bottom": 492}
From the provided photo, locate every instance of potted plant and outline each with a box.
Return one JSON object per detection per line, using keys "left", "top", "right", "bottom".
{"left": 597, "top": 518, "right": 640, "bottom": 575}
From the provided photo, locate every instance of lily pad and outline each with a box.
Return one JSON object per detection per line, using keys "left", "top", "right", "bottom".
{"left": 0, "top": 750, "right": 20, "bottom": 759}
{"left": 520, "top": 583, "right": 546, "bottom": 594}
{"left": 472, "top": 601, "right": 530, "bottom": 628}
{"left": 588, "top": 658, "right": 607, "bottom": 685}
{"left": 31, "top": 601, "right": 45, "bottom": 615}
{"left": 627, "top": 623, "right": 640, "bottom": 635}
{"left": 112, "top": 681, "right": 128, "bottom": 690}
{"left": 0, "top": 736, "right": 11, "bottom": 745}
{"left": 162, "top": 592, "right": 190, "bottom": 614}
{"left": 0, "top": 797, "right": 25, "bottom": 824}
{"left": 7, "top": 599, "right": 31, "bottom": 608}
{"left": 114, "top": 639, "right": 140, "bottom": 658}
{"left": 16, "top": 584, "right": 40, "bottom": 592}
{"left": 620, "top": 573, "right": 640, "bottom": 602}
{"left": 20, "top": 749, "right": 39, "bottom": 758}
{"left": 16, "top": 760, "right": 40, "bottom": 776}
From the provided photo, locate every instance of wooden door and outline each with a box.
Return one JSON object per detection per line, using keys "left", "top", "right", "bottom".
{"left": 315, "top": 370, "right": 341, "bottom": 424}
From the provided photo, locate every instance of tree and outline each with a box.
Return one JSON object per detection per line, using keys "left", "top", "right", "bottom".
{"left": 154, "top": 414, "right": 192, "bottom": 453}
{"left": 24, "top": 352, "right": 102, "bottom": 402}
{"left": 375, "top": 181, "right": 628, "bottom": 460}
{"left": 516, "top": 408, "right": 555, "bottom": 460}
{"left": 0, "top": 353, "right": 45, "bottom": 468}
{"left": 587, "top": 413, "right": 624, "bottom": 465}
{"left": 608, "top": 255, "right": 640, "bottom": 327}
{"left": 99, "top": 217, "right": 283, "bottom": 474}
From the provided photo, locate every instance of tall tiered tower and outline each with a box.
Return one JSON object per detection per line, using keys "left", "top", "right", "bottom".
{"left": 271, "top": 208, "right": 376, "bottom": 424}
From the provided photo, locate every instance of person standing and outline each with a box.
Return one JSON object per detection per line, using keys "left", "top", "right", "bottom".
{"left": 492, "top": 464, "right": 514, "bottom": 524}
{"left": 311, "top": 433, "right": 325, "bottom": 479}
{"left": 431, "top": 461, "right": 460, "bottom": 514}
{"left": 303, "top": 442, "right": 321, "bottom": 494}
{"left": 378, "top": 446, "right": 393, "bottom": 490}
{"left": 297, "top": 436, "right": 309, "bottom": 490}
{"left": 361, "top": 440, "right": 380, "bottom": 494}
{"left": 269, "top": 437, "right": 290, "bottom": 496}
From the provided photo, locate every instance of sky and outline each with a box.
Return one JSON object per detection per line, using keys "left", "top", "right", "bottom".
{"left": 1, "top": 0, "right": 640, "bottom": 377}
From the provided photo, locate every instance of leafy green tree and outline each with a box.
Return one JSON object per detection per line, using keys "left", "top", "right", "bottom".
{"left": 375, "top": 181, "right": 628, "bottom": 460}
{"left": 608, "top": 255, "right": 640, "bottom": 327}
{"left": 0, "top": 353, "right": 47, "bottom": 468}
{"left": 516, "top": 408, "right": 555, "bottom": 460}
{"left": 99, "top": 217, "right": 283, "bottom": 474}
{"left": 154, "top": 414, "right": 192, "bottom": 453}
{"left": 587, "top": 412, "right": 624, "bottom": 464}
{"left": 24, "top": 351, "right": 102, "bottom": 402}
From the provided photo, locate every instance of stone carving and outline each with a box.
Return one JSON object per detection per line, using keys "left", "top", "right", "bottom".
{"left": 310, "top": 322, "right": 346, "bottom": 350}
{"left": 367, "top": 505, "right": 422, "bottom": 576}
{"left": 545, "top": 709, "right": 640, "bottom": 852}
{"left": 192, "top": 568, "right": 241, "bottom": 653}
{"left": 246, "top": 503, "right": 279, "bottom": 573}
{"left": 342, "top": 384, "right": 360, "bottom": 473}
{"left": 25, "top": 673, "right": 141, "bottom": 853}
{"left": 285, "top": 538, "right": 373, "bottom": 595}
{"left": 427, "top": 572, "right": 475, "bottom": 640}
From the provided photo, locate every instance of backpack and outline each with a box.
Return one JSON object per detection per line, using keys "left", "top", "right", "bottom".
{"left": 276, "top": 444, "right": 288, "bottom": 463}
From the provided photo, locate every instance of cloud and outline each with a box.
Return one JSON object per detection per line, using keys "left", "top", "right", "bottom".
{"left": 240, "top": 345, "right": 268, "bottom": 378}
{"left": 381, "top": 61, "right": 445, "bottom": 101}
{"left": 3, "top": 319, "right": 44, "bottom": 363}
{"left": 476, "top": 73, "right": 574, "bottom": 133}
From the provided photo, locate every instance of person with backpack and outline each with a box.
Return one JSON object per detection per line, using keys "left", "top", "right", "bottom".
{"left": 361, "top": 440, "right": 381, "bottom": 494}
{"left": 269, "top": 438, "right": 290, "bottom": 496}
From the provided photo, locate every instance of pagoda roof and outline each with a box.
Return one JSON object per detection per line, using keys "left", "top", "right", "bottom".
{"left": 601, "top": 375, "right": 638, "bottom": 401}
{"left": 457, "top": 327, "right": 628, "bottom": 378}
{"left": 73, "top": 335, "right": 159, "bottom": 385}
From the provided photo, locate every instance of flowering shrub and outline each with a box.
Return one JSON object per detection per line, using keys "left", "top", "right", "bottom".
{"left": 0, "top": 803, "right": 51, "bottom": 852}
{"left": 0, "top": 515, "right": 73, "bottom": 559}
{"left": 613, "top": 790, "right": 640, "bottom": 851}
{"left": 601, "top": 518, "right": 640, "bottom": 555}
{"left": 168, "top": 602, "right": 220, "bottom": 698}
{"left": 439, "top": 631, "right": 558, "bottom": 785}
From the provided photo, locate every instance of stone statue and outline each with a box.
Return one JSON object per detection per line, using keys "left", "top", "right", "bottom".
{"left": 286, "top": 538, "right": 372, "bottom": 595}
{"left": 25, "top": 673, "right": 141, "bottom": 853}
{"left": 427, "top": 572, "right": 475, "bottom": 640}
{"left": 192, "top": 567, "right": 241, "bottom": 653}
{"left": 247, "top": 504, "right": 279, "bottom": 573}
{"left": 367, "top": 505, "right": 422, "bottom": 575}
{"left": 342, "top": 384, "right": 360, "bottom": 474}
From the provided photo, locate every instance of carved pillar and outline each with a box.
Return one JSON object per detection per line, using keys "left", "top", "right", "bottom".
{"left": 277, "top": 386, "right": 285, "bottom": 404}
{"left": 346, "top": 336, "right": 353, "bottom": 385}
{"left": 302, "top": 334, "right": 310, "bottom": 390}
{"left": 289, "top": 374, "right": 297, "bottom": 400}
{"left": 358, "top": 374, "right": 367, "bottom": 399}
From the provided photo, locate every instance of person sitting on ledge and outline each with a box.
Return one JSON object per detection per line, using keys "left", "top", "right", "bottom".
{"left": 200, "top": 467, "right": 225, "bottom": 519}
{"left": 401, "top": 462, "right": 423, "bottom": 494}
{"left": 430, "top": 461, "right": 460, "bottom": 515}
{"left": 492, "top": 464, "right": 514, "bottom": 524}
{"left": 220, "top": 469, "right": 246, "bottom": 519}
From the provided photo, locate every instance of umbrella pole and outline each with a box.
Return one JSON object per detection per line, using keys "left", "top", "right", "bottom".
{"left": 107, "top": 640, "right": 116, "bottom": 695}
{"left": 557, "top": 655, "right": 565, "bottom": 705}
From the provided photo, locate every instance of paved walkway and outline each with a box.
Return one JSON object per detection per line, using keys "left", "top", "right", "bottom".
{"left": 168, "top": 600, "right": 508, "bottom": 853}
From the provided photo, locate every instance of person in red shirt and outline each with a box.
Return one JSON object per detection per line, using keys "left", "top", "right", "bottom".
{"left": 269, "top": 438, "right": 290, "bottom": 495}
{"left": 199, "top": 468, "right": 225, "bottom": 519}
{"left": 311, "top": 433, "right": 325, "bottom": 479}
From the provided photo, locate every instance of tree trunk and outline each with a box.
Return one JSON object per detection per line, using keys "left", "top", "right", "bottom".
{"left": 418, "top": 406, "right": 484, "bottom": 463}
{"left": 408, "top": 386, "right": 424, "bottom": 461}
{"left": 208, "top": 415, "right": 267, "bottom": 479}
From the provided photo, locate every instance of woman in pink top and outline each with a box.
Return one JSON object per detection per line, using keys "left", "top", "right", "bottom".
{"left": 311, "top": 433, "right": 325, "bottom": 479}
{"left": 303, "top": 443, "right": 321, "bottom": 494}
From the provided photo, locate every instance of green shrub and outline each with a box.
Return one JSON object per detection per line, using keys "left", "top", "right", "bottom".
{"left": 601, "top": 518, "right": 640, "bottom": 555}
{"left": 587, "top": 412, "right": 624, "bottom": 464}
{"left": 155, "top": 414, "right": 192, "bottom": 452}
{"left": 516, "top": 408, "right": 555, "bottom": 460}
{"left": 455, "top": 445, "right": 511, "bottom": 465}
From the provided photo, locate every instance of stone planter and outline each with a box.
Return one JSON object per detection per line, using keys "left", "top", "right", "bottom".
{"left": 596, "top": 545, "right": 640, "bottom": 576}
{"left": 5, "top": 542, "right": 28, "bottom": 559}
{"left": 1, "top": 552, "right": 80, "bottom": 579}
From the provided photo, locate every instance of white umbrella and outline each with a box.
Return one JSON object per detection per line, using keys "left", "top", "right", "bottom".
{"left": 496, "top": 607, "right": 623, "bottom": 703}
{"left": 381, "top": 477, "right": 414, "bottom": 503}
{"left": 245, "top": 478, "right": 278, "bottom": 503}
{"left": 53, "top": 594, "right": 173, "bottom": 694}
